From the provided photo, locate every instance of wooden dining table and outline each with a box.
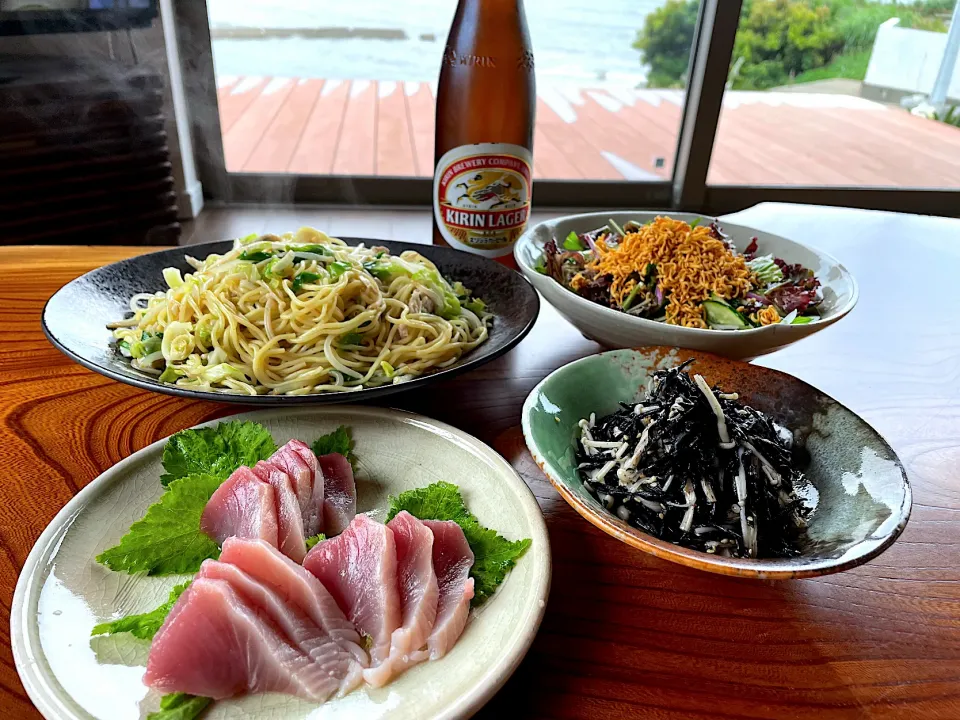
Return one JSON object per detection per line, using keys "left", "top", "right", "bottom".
{"left": 2, "top": 202, "right": 959, "bottom": 719}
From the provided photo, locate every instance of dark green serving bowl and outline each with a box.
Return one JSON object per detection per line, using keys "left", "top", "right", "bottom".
{"left": 521, "top": 347, "right": 911, "bottom": 579}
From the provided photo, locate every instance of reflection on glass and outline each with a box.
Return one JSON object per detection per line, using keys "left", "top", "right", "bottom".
{"left": 707, "top": 0, "right": 960, "bottom": 188}
{"left": 206, "top": 0, "right": 699, "bottom": 181}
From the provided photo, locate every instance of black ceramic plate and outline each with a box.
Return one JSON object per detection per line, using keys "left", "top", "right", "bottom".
{"left": 42, "top": 238, "right": 540, "bottom": 405}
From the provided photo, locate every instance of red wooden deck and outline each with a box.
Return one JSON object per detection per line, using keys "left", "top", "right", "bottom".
{"left": 216, "top": 76, "right": 960, "bottom": 187}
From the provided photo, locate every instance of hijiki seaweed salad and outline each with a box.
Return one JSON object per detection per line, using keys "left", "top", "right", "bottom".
{"left": 576, "top": 361, "right": 815, "bottom": 559}
{"left": 535, "top": 216, "right": 822, "bottom": 330}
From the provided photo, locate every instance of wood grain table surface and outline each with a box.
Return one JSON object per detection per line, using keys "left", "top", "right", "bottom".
{"left": 2, "top": 203, "right": 959, "bottom": 719}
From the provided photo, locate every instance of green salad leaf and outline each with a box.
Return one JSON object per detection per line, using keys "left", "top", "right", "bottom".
{"left": 96, "top": 473, "right": 222, "bottom": 575}
{"left": 386, "top": 481, "right": 531, "bottom": 606}
{"left": 147, "top": 693, "right": 213, "bottom": 720}
{"left": 562, "top": 231, "right": 585, "bottom": 251}
{"left": 160, "top": 421, "right": 277, "bottom": 486}
{"left": 311, "top": 426, "right": 357, "bottom": 471}
{"left": 305, "top": 533, "right": 326, "bottom": 550}
{"left": 91, "top": 582, "right": 191, "bottom": 640}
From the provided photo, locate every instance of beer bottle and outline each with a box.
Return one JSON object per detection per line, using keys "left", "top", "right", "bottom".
{"left": 433, "top": 0, "right": 536, "bottom": 267}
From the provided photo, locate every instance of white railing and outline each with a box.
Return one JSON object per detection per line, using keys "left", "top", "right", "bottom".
{"left": 865, "top": 17, "right": 960, "bottom": 103}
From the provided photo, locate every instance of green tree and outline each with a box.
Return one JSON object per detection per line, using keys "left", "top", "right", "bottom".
{"left": 634, "top": 0, "right": 950, "bottom": 91}
{"left": 732, "top": 0, "right": 844, "bottom": 89}
{"left": 633, "top": 0, "right": 700, "bottom": 88}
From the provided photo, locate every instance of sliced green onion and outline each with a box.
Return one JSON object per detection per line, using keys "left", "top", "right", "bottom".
{"left": 621, "top": 283, "right": 642, "bottom": 310}
{"left": 292, "top": 272, "right": 321, "bottom": 292}
{"left": 363, "top": 260, "right": 391, "bottom": 280}
{"left": 286, "top": 244, "right": 330, "bottom": 255}
{"left": 238, "top": 250, "right": 272, "bottom": 263}
{"left": 132, "top": 333, "right": 162, "bottom": 359}
{"left": 608, "top": 218, "right": 626, "bottom": 238}
{"left": 262, "top": 257, "right": 280, "bottom": 278}
{"left": 380, "top": 361, "right": 395, "bottom": 378}
{"left": 328, "top": 261, "right": 352, "bottom": 279}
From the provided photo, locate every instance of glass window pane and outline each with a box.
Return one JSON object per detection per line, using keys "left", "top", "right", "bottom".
{"left": 206, "top": 0, "right": 699, "bottom": 182}
{"left": 707, "top": 0, "right": 960, "bottom": 188}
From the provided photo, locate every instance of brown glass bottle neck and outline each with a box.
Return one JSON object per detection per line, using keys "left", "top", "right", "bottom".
{"left": 454, "top": 0, "right": 526, "bottom": 21}
{"left": 456, "top": 0, "right": 524, "bottom": 7}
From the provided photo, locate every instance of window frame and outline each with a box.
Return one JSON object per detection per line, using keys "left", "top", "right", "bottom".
{"left": 175, "top": 0, "right": 960, "bottom": 218}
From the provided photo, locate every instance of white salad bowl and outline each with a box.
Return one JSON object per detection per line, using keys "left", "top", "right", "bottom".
{"left": 514, "top": 210, "right": 858, "bottom": 360}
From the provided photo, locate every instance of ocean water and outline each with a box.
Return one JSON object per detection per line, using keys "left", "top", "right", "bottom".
{"left": 207, "top": 0, "right": 670, "bottom": 85}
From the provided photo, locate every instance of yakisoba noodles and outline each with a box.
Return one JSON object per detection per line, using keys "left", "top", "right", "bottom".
{"left": 540, "top": 216, "right": 822, "bottom": 329}
{"left": 109, "top": 228, "right": 492, "bottom": 395}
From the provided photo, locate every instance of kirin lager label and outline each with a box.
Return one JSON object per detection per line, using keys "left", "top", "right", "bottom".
{"left": 433, "top": 142, "right": 533, "bottom": 258}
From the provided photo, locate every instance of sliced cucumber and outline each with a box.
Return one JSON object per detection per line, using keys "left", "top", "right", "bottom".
{"left": 703, "top": 299, "right": 747, "bottom": 329}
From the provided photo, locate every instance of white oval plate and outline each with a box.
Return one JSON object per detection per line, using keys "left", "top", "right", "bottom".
{"left": 514, "top": 210, "right": 859, "bottom": 360}
{"left": 12, "top": 407, "right": 551, "bottom": 720}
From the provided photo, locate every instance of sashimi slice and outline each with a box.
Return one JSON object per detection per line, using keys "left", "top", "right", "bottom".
{"left": 318, "top": 453, "right": 356, "bottom": 536}
{"left": 218, "top": 538, "right": 368, "bottom": 682}
{"left": 198, "top": 560, "right": 356, "bottom": 700}
{"left": 363, "top": 511, "right": 439, "bottom": 687}
{"left": 303, "top": 515, "right": 400, "bottom": 670}
{"left": 200, "top": 467, "right": 278, "bottom": 548}
{"left": 421, "top": 520, "right": 475, "bottom": 660}
{"left": 291, "top": 442, "right": 323, "bottom": 532}
{"left": 251, "top": 461, "right": 307, "bottom": 563}
{"left": 144, "top": 578, "right": 332, "bottom": 701}
{"left": 270, "top": 440, "right": 322, "bottom": 537}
